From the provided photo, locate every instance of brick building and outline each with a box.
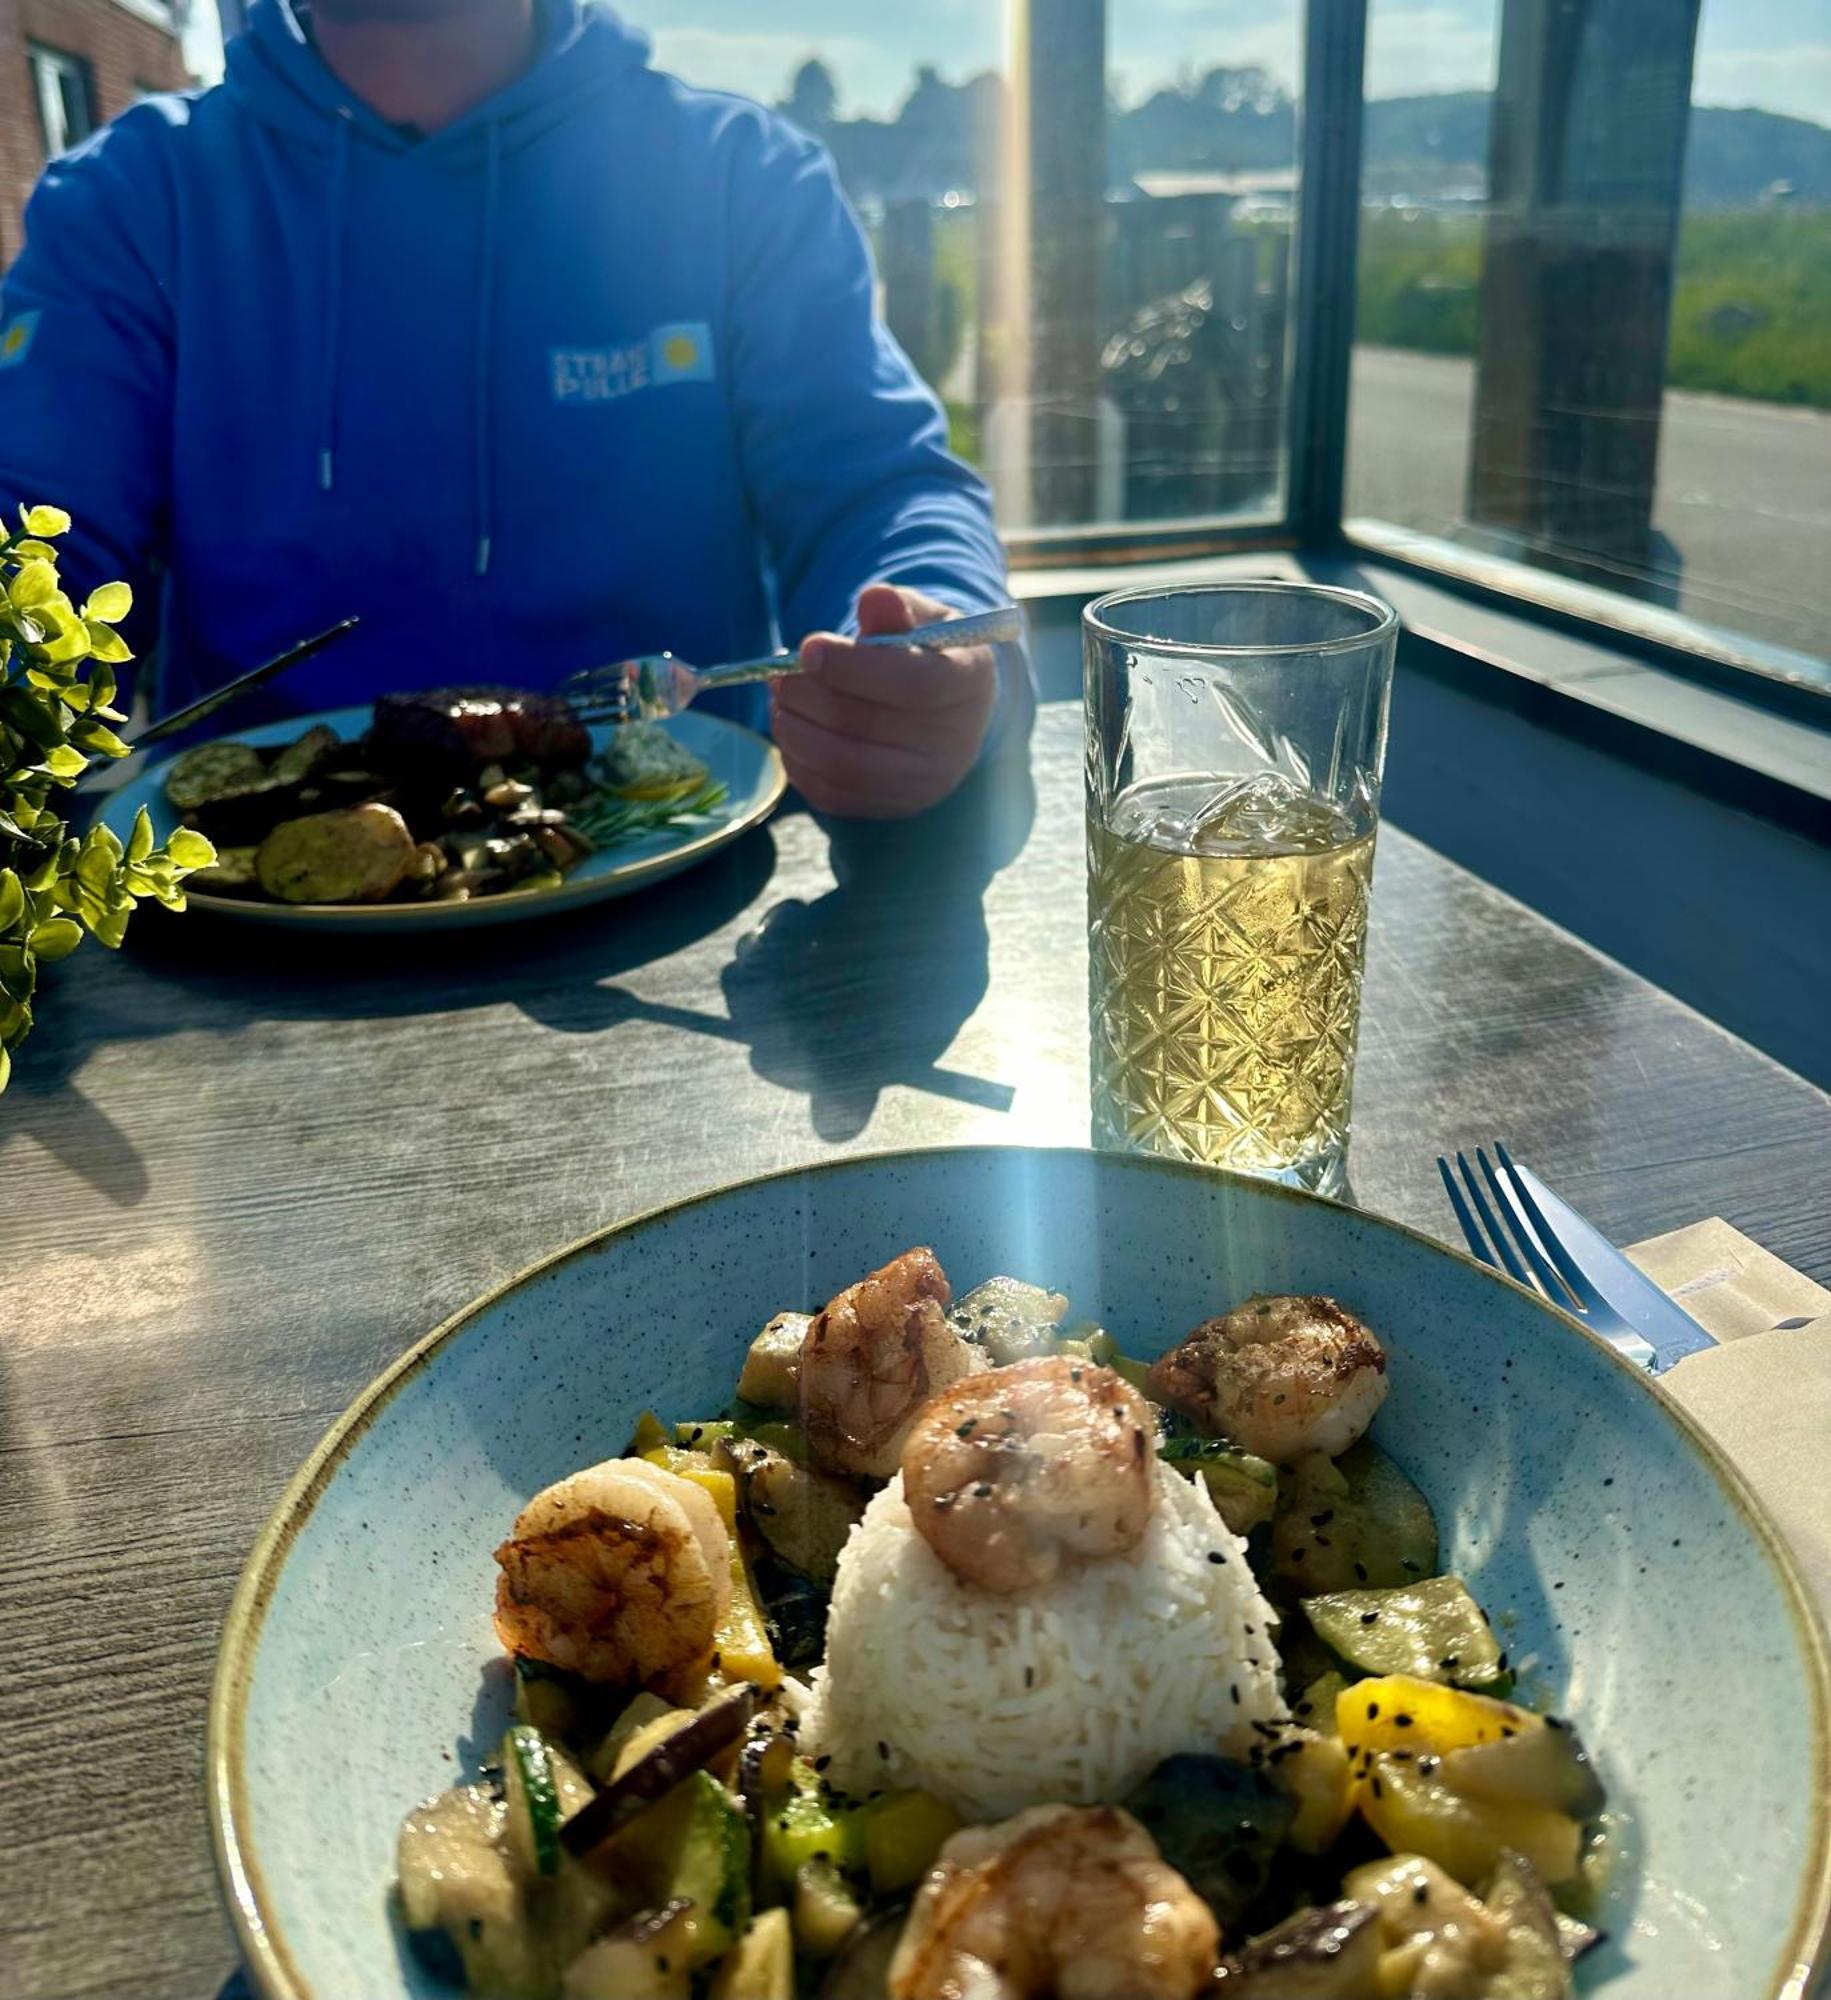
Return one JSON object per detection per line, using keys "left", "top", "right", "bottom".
{"left": 1, "top": 0, "right": 192, "bottom": 266}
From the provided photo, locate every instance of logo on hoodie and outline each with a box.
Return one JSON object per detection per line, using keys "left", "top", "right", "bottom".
{"left": 0, "top": 310, "right": 40, "bottom": 371}
{"left": 551, "top": 322, "right": 715, "bottom": 404}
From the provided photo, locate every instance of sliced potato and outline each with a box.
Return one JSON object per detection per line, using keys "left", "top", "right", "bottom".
{"left": 162, "top": 740, "right": 269, "bottom": 811}
{"left": 269, "top": 722, "right": 341, "bottom": 787}
{"left": 255, "top": 803, "right": 417, "bottom": 904}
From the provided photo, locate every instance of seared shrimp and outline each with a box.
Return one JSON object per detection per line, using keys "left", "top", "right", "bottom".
{"left": 1148, "top": 1293, "right": 1387, "bottom": 1465}
{"left": 890, "top": 1804, "right": 1219, "bottom": 2000}
{"left": 902, "top": 1356, "right": 1156, "bottom": 1594}
{"left": 493, "top": 1457, "right": 730, "bottom": 1690}
{"left": 800, "top": 1248, "right": 982, "bottom": 1479}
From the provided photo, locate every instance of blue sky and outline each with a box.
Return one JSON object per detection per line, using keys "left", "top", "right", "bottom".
{"left": 623, "top": 0, "right": 1831, "bottom": 124}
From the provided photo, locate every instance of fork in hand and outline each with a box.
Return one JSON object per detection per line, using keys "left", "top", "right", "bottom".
{"left": 557, "top": 603, "right": 1026, "bottom": 727}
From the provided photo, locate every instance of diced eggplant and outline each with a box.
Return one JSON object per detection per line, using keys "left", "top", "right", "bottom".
{"left": 562, "top": 1900, "right": 694, "bottom": 2000}
{"left": 396, "top": 1781, "right": 546, "bottom": 1997}
{"left": 560, "top": 1685, "right": 756, "bottom": 1857}
{"left": 1304, "top": 1575, "right": 1507, "bottom": 1690}
{"left": 1268, "top": 1439, "right": 1439, "bottom": 1596}
{"left": 949, "top": 1275, "right": 1069, "bottom": 1363}
{"left": 720, "top": 1438, "right": 862, "bottom": 1583}
{"left": 254, "top": 803, "right": 417, "bottom": 904}
{"left": 751, "top": 1553, "right": 830, "bottom": 1669}
{"left": 1211, "top": 1900, "right": 1383, "bottom": 1995}
{"left": 736, "top": 1312, "right": 810, "bottom": 1409}
{"left": 1123, "top": 1754, "right": 1296, "bottom": 1931}
{"left": 162, "top": 740, "right": 269, "bottom": 812}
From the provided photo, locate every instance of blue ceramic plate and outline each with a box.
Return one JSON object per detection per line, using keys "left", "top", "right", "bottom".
{"left": 98, "top": 707, "right": 785, "bottom": 933}
{"left": 209, "top": 1146, "right": 1830, "bottom": 1999}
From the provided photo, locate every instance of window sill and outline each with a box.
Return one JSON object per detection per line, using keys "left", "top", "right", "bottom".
{"left": 1012, "top": 547, "right": 1830, "bottom": 839}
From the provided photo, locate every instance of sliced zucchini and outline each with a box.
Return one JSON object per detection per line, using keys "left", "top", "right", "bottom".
{"left": 613, "top": 1771, "right": 751, "bottom": 1966}
{"left": 562, "top": 1685, "right": 756, "bottom": 1858}
{"left": 563, "top": 1899, "right": 695, "bottom": 2000}
{"left": 760, "top": 1758, "right": 866, "bottom": 1899}
{"left": 1304, "top": 1575, "right": 1507, "bottom": 1689}
{"left": 397, "top": 1782, "right": 543, "bottom": 1997}
{"left": 1268, "top": 1439, "right": 1438, "bottom": 1596}
{"left": 707, "top": 1907, "right": 794, "bottom": 2000}
{"left": 588, "top": 1690, "right": 678, "bottom": 1784}
{"left": 162, "top": 740, "right": 270, "bottom": 812}
{"left": 503, "top": 1723, "right": 564, "bottom": 1877}
{"left": 794, "top": 1858, "right": 865, "bottom": 1957}
{"left": 1158, "top": 1436, "right": 1279, "bottom": 1536}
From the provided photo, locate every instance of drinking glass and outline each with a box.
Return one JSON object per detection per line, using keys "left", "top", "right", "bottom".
{"left": 1084, "top": 582, "right": 1398, "bottom": 1196}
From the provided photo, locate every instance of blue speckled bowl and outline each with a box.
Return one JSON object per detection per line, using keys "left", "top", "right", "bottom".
{"left": 210, "top": 1146, "right": 1830, "bottom": 1999}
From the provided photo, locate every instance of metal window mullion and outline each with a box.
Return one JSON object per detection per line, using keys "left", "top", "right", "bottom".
{"left": 1285, "top": 0, "right": 1373, "bottom": 548}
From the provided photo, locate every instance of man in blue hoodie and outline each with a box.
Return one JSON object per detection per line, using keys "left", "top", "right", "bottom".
{"left": 0, "top": 0, "right": 1017, "bottom": 817}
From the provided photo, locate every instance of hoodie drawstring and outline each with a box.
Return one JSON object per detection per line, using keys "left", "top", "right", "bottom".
{"left": 473, "top": 122, "right": 500, "bottom": 577}
{"left": 317, "top": 111, "right": 352, "bottom": 492}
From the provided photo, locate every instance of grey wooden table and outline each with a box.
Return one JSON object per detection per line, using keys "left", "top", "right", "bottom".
{"left": 2, "top": 700, "right": 1826, "bottom": 2000}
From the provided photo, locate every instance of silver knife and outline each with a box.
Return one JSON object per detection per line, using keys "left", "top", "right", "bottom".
{"left": 1501, "top": 1148, "right": 1718, "bottom": 1371}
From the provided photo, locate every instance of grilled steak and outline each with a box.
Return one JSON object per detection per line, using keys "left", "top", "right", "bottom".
{"left": 368, "top": 686, "right": 591, "bottom": 778}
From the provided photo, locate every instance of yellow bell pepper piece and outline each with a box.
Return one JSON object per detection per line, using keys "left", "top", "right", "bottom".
{"left": 642, "top": 1449, "right": 781, "bottom": 1692}
{"left": 1337, "top": 1674, "right": 1536, "bottom": 1772}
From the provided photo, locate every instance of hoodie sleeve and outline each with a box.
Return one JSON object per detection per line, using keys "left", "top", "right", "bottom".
{"left": 0, "top": 118, "right": 176, "bottom": 663}
{"left": 720, "top": 113, "right": 1014, "bottom": 656}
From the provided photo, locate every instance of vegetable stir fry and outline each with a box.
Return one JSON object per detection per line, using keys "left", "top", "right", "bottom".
{"left": 164, "top": 694, "right": 725, "bottom": 907}
{"left": 397, "top": 1251, "right": 1610, "bottom": 1999}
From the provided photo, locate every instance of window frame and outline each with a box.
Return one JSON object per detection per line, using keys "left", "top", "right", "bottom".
{"left": 28, "top": 44, "right": 99, "bottom": 160}
{"left": 996, "top": 0, "right": 1827, "bottom": 714}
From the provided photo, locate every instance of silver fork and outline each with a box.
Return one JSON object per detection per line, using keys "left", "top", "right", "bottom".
{"left": 556, "top": 603, "right": 1026, "bottom": 727}
{"left": 1438, "top": 1142, "right": 1667, "bottom": 1370}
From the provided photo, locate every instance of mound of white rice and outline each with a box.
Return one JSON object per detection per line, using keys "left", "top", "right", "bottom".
{"left": 802, "top": 1460, "right": 1286, "bottom": 1820}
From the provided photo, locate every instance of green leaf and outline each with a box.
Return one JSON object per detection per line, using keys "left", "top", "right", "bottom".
{"left": 165, "top": 826, "right": 217, "bottom": 870}
{"left": 83, "top": 622, "right": 133, "bottom": 664}
{"left": 0, "top": 869, "right": 22, "bottom": 932}
{"left": 0, "top": 688, "right": 65, "bottom": 752}
{"left": 71, "top": 719, "right": 129, "bottom": 759}
{"left": 10, "top": 540, "right": 58, "bottom": 562}
{"left": 0, "top": 1042, "right": 10, "bottom": 1093}
{"left": 90, "top": 902, "right": 131, "bottom": 949}
{"left": 7, "top": 560, "right": 58, "bottom": 611}
{"left": 42, "top": 743, "right": 88, "bottom": 780}
{"left": 127, "top": 806, "right": 155, "bottom": 865}
{"left": 21, "top": 505, "right": 72, "bottom": 538}
{"left": 38, "top": 621, "right": 90, "bottom": 665}
{"left": 29, "top": 916, "right": 82, "bottom": 961}
{"left": 81, "top": 581, "right": 132, "bottom": 623}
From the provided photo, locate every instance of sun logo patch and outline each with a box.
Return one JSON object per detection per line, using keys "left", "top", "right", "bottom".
{"left": 651, "top": 322, "right": 714, "bottom": 384}
{"left": 0, "top": 310, "right": 40, "bottom": 370}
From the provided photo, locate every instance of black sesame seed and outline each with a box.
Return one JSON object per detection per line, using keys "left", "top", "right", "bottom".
{"left": 1230, "top": 1684, "right": 1241, "bottom": 1705}
{"left": 1207, "top": 1551, "right": 1226, "bottom": 1565}
{"left": 813, "top": 1755, "right": 832, "bottom": 1772}
{"left": 1314, "top": 1534, "right": 1332, "bottom": 1547}
{"left": 1295, "top": 1699, "right": 1313, "bottom": 1717}
{"left": 1402, "top": 1558, "right": 1422, "bottom": 1573}
{"left": 972, "top": 1483, "right": 992, "bottom": 1499}
{"left": 1603, "top": 1476, "right": 1614, "bottom": 1487}
{"left": 1353, "top": 1561, "right": 1369, "bottom": 1582}
{"left": 1291, "top": 1547, "right": 1307, "bottom": 1564}
{"left": 1413, "top": 1882, "right": 1429, "bottom": 1906}
{"left": 1554, "top": 1580, "right": 1565, "bottom": 1590}
{"left": 957, "top": 1420, "right": 976, "bottom": 1438}
{"left": 1440, "top": 1656, "right": 1460, "bottom": 1670}
{"left": 1394, "top": 1713, "right": 1414, "bottom": 1728}
{"left": 1367, "top": 1702, "right": 1380, "bottom": 1720}
{"left": 1360, "top": 1611, "right": 1379, "bottom": 1626}
{"left": 877, "top": 1741, "right": 890, "bottom": 1759}
{"left": 1495, "top": 1651, "right": 1510, "bottom": 1671}
{"left": 1371, "top": 1775, "right": 1384, "bottom": 1799}
{"left": 1502, "top": 1726, "right": 1518, "bottom": 1739}
{"left": 1310, "top": 1510, "right": 1335, "bottom": 1527}
{"left": 1024, "top": 1666, "right": 1035, "bottom": 1688}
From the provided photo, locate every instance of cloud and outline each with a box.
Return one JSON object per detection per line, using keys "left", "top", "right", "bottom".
{"left": 1692, "top": 42, "right": 1831, "bottom": 124}
{"left": 1363, "top": 3, "right": 1498, "bottom": 98}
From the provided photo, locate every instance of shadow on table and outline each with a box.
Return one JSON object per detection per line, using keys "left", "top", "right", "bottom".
{"left": 0, "top": 822, "right": 782, "bottom": 1207}
{"left": 587, "top": 740, "right": 1038, "bottom": 1139}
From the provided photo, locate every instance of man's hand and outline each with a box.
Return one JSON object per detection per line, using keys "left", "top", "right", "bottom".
{"left": 772, "top": 583, "right": 999, "bottom": 819}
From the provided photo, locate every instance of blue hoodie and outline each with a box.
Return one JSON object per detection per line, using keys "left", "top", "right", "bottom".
{"left": 0, "top": 0, "right": 1011, "bottom": 735}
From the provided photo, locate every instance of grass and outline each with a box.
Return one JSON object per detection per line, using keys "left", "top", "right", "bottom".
{"left": 1354, "top": 206, "right": 1831, "bottom": 409}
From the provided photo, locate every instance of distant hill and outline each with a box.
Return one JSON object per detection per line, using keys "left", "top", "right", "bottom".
{"left": 1367, "top": 92, "right": 1831, "bottom": 207}
{"left": 788, "top": 60, "right": 1831, "bottom": 210}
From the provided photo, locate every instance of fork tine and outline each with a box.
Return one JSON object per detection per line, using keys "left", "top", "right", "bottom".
{"left": 1492, "top": 1143, "right": 1602, "bottom": 1308}
{"left": 1454, "top": 1151, "right": 1536, "bottom": 1290}
{"left": 1475, "top": 1146, "right": 1586, "bottom": 1310}
{"left": 1437, "top": 1156, "right": 1499, "bottom": 1272}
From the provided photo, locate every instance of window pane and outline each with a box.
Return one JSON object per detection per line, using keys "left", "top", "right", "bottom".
{"left": 1346, "top": 0, "right": 1830, "bottom": 669}
{"left": 626, "top": 1, "right": 1298, "bottom": 538}
{"left": 30, "top": 47, "right": 96, "bottom": 158}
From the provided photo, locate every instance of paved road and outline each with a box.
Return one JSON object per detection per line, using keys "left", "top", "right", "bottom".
{"left": 1347, "top": 345, "right": 1831, "bottom": 662}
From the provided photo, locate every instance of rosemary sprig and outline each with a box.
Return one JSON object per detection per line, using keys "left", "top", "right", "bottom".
{"left": 569, "top": 775, "right": 730, "bottom": 851}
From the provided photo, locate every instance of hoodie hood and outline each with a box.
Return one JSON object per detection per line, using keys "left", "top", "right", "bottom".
{"left": 223, "top": 0, "right": 651, "bottom": 573}
{"left": 227, "top": 0, "right": 651, "bottom": 166}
